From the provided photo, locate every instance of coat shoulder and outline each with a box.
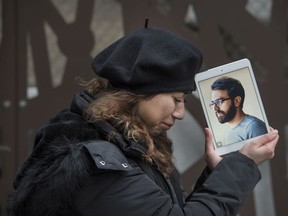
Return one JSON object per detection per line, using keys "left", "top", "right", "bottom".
{"left": 6, "top": 136, "right": 95, "bottom": 216}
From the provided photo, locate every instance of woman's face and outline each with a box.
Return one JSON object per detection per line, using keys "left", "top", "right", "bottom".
{"left": 137, "top": 92, "right": 186, "bottom": 136}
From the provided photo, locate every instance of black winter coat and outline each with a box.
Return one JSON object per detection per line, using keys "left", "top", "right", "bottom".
{"left": 6, "top": 91, "right": 261, "bottom": 216}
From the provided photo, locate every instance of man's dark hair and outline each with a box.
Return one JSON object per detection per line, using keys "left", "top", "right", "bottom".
{"left": 211, "top": 76, "right": 245, "bottom": 108}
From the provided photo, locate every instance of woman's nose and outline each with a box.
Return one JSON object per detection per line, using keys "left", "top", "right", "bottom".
{"left": 172, "top": 104, "right": 185, "bottom": 120}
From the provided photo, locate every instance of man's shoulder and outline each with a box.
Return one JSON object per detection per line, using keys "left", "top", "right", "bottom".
{"left": 244, "top": 115, "right": 267, "bottom": 135}
{"left": 244, "top": 114, "right": 265, "bottom": 126}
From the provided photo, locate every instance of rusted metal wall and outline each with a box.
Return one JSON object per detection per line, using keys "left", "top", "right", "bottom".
{"left": 0, "top": 0, "right": 287, "bottom": 215}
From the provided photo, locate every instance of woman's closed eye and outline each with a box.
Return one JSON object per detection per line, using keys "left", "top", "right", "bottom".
{"left": 173, "top": 97, "right": 187, "bottom": 104}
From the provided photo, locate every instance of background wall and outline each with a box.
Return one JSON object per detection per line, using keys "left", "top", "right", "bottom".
{"left": 0, "top": 0, "right": 287, "bottom": 215}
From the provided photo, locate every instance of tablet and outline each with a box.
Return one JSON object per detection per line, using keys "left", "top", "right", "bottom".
{"left": 195, "top": 58, "right": 269, "bottom": 155}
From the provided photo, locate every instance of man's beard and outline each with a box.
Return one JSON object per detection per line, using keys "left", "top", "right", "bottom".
{"left": 216, "top": 104, "right": 236, "bottom": 124}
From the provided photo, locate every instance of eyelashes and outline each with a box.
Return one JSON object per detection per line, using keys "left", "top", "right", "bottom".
{"left": 173, "top": 97, "right": 187, "bottom": 104}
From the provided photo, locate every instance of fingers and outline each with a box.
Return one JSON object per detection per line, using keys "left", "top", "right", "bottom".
{"left": 256, "top": 133, "right": 279, "bottom": 163}
{"left": 264, "top": 129, "right": 279, "bottom": 152}
{"left": 269, "top": 126, "right": 274, "bottom": 131}
{"left": 240, "top": 127, "right": 279, "bottom": 165}
{"left": 249, "top": 128, "right": 279, "bottom": 148}
{"left": 262, "top": 131, "right": 279, "bottom": 159}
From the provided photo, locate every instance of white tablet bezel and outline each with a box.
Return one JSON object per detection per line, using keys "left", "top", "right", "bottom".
{"left": 194, "top": 58, "right": 269, "bottom": 155}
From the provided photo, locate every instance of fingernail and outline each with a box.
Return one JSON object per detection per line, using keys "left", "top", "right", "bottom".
{"left": 272, "top": 129, "right": 278, "bottom": 135}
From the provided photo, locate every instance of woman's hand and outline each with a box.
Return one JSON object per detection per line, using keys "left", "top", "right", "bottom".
{"left": 204, "top": 127, "right": 279, "bottom": 169}
{"left": 240, "top": 128, "right": 279, "bottom": 165}
{"left": 204, "top": 128, "right": 223, "bottom": 169}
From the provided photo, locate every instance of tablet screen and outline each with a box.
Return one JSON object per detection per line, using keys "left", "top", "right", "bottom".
{"left": 195, "top": 58, "right": 269, "bottom": 155}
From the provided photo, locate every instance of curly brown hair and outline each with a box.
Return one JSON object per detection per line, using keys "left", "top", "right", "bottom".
{"left": 79, "top": 77, "right": 174, "bottom": 177}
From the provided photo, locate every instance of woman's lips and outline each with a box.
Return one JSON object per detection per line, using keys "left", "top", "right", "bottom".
{"left": 161, "top": 122, "right": 173, "bottom": 130}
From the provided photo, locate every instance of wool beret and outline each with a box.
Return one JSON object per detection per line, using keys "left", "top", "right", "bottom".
{"left": 91, "top": 26, "right": 203, "bottom": 94}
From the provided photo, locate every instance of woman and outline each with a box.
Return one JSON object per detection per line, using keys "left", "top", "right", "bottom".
{"left": 7, "top": 24, "right": 279, "bottom": 216}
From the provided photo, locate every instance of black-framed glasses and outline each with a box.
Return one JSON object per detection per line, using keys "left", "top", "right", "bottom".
{"left": 209, "top": 98, "right": 231, "bottom": 108}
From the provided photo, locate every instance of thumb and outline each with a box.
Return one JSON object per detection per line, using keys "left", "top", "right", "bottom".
{"left": 204, "top": 127, "right": 222, "bottom": 169}
{"left": 204, "top": 128, "right": 214, "bottom": 154}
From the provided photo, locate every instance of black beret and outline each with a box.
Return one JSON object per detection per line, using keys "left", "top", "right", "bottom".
{"left": 91, "top": 27, "right": 203, "bottom": 94}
